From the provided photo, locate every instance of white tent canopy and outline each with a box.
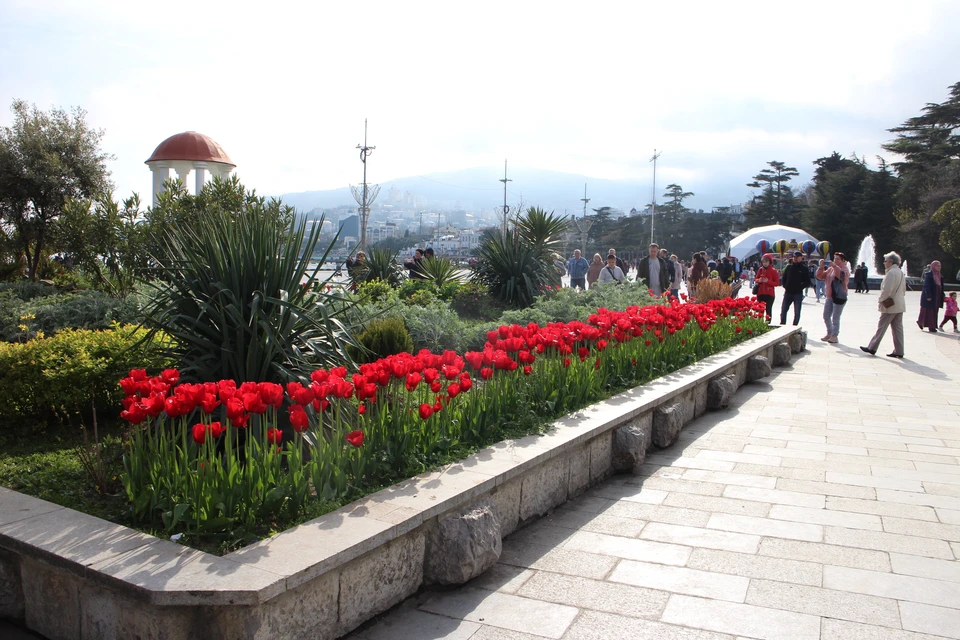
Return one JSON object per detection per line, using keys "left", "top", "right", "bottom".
{"left": 727, "top": 224, "right": 821, "bottom": 261}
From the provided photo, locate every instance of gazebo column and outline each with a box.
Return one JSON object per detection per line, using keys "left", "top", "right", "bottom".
{"left": 150, "top": 162, "right": 170, "bottom": 208}
{"left": 193, "top": 162, "right": 208, "bottom": 194}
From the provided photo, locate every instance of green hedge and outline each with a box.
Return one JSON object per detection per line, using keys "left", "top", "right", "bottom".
{"left": 0, "top": 324, "right": 170, "bottom": 425}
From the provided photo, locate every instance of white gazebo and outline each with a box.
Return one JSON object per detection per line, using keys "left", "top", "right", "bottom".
{"left": 145, "top": 131, "right": 236, "bottom": 207}
{"left": 727, "top": 224, "right": 821, "bottom": 261}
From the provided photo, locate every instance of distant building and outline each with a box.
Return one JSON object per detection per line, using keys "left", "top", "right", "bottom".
{"left": 338, "top": 214, "right": 359, "bottom": 242}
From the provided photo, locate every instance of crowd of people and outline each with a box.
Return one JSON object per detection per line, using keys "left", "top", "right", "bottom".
{"left": 563, "top": 245, "right": 957, "bottom": 361}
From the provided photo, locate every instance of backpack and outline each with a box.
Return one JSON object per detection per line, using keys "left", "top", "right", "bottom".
{"left": 831, "top": 275, "right": 848, "bottom": 305}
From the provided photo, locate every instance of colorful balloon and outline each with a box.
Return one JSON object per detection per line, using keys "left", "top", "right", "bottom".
{"left": 817, "top": 241, "right": 831, "bottom": 257}
{"left": 756, "top": 240, "right": 771, "bottom": 255}
{"left": 801, "top": 240, "right": 816, "bottom": 255}
{"left": 772, "top": 239, "right": 789, "bottom": 255}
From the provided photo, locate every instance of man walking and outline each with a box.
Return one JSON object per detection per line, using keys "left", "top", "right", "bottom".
{"left": 567, "top": 249, "right": 590, "bottom": 290}
{"left": 637, "top": 243, "right": 671, "bottom": 296}
{"left": 780, "top": 251, "right": 811, "bottom": 325}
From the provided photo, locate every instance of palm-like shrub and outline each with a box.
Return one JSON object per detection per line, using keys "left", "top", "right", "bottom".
{"left": 143, "top": 182, "right": 356, "bottom": 383}
{"left": 350, "top": 248, "right": 403, "bottom": 288}
{"left": 413, "top": 256, "right": 466, "bottom": 290}
{"left": 471, "top": 206, "right": 569, "bottom": 307}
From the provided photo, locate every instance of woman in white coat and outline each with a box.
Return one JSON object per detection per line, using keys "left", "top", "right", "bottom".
{"left": 860, "top": 252, "right": 907, "bottom": 358}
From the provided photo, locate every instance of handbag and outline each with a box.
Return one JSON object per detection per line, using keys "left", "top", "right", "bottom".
{"left": 831, "top": 277, "right": 848, "bottom": 305}
{"left": 880, "top": 272, "right": 904, "bottom": 309}
{"left": 751, "top": 284, "right": 760, "bottom": 296}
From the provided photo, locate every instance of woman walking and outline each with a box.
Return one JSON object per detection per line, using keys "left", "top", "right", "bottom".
{"left": 818, "top": 252, "right": 850, "bottom": 343}
{"left": 586, "top": 253, "right": 604, "bottom": 289}
{"left": 917, "top": 260, "right": 944, "bottom": 332}
{"left": 688, "top": 253, "right": 709, "bottom": 300}
{"left": 755, "top": 254, "right": 779, "bottom": 323}
{"left": 861, "top": 252, "right": 907, "bottom": 358}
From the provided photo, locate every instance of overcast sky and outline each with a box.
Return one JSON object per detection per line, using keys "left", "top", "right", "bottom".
{"left": 2, "top": 0, "right": 959, "bottom": 210}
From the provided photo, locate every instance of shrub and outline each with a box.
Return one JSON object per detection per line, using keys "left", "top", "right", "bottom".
{"left": 355, "top": 279, "right": 393, "bottom": 304}
{"left": 350, "top": 317, "right": 414, "bottom": 363}
{"left": 450, "top": 282, "right": 503, "bottom": 321}
{"left": 403, "top": 302, "right": 467, "bottom": 352}
{"left": 350, "top": 248, "right": 403, "bottom": 288}
{"left": 398, "top": 278, "right": 434, "bottom": 299}
{"left": 0, "top": 324, "right": 170, "bottom": 425}
{"left": 0, "top": 288, "right": 146, "bottom": 342}
{"left": 142, "top": 179, "right": 357, "bottom": 383}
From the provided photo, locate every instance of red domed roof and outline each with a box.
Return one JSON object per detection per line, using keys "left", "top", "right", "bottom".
{"left": 145, "top": 131, "right": 235, "bottom": 166}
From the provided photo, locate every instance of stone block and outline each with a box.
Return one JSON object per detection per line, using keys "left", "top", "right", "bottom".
{"left": 589, "top": 432, "right": 613, "bottom": 484}
{"left": 789, "top": 331, "right": 807, "bottom": 353}
{"left": 679, "top": 389, "right": 696, "bottom": 424}
{"left": 567, "top": 446, "right": 591, "bottom": 498}
{"left": 653, "top": 401, "right": 684, "bottom": 449}
{"left": 612, "top": 413, "right": 653, "bottom": 472}
{"left": 80, "top": 583, "right": 200, "bottom": 640}
{"left": 21, "top": 556, "right": 80, "bottom": 640}
{"left": 746, "top": 355, "right": 772, "bottom": 382}
{"left": 707, "top": 374, "right": 737, "bottom": 410}
{"left": 424, "top": 502, "right": 502, "bottom": 585}
{"left": 519, "top": 455, "right": 568, "bottom": 521}
{"left": 249, "top": 567, "right": 339, "bottom": 640}
{"left": 338, "top": 532, "right": 425, "bottom": 637}
{"left": 693, "top": 382, "right": 709, "bottom": 418}
{"left": 773, "top": 342, "right": 792, "bottom": 367}
{"left": 488, "top": 478, "right": 521, "bottom": 537}
{"left": 734, "top": 360, "right": 748, "bottom": 387}
{"left": 0, "top": 547, "right": 23, "bottom": 620}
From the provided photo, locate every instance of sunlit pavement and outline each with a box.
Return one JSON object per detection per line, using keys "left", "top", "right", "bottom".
{"left": 349, "top": 290, "right": 960, "bottom": 640}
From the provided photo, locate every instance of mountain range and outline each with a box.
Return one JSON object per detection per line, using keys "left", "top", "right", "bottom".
{"left": 278, "top": 167, "right": 749, "bottom": 214}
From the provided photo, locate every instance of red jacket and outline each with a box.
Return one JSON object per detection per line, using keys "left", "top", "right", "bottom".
{"left": 756, "top": 265, "right": 780, "bottom": 297}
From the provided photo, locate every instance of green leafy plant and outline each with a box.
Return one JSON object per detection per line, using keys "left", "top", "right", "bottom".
{"left": 142, "top": 179, "right": 357, "bottom": 383}
{"left": 413, "top": 256, "right": 466, "bottom": 291}
{"left": 450, "top": 282, "right": 502, "bottom": 320}
{"left": 350, "top": 248, "right": 403, "bottom": 288}
{"left": 471, "top": 207, "right": 569, "bottom": 308}
{"left": 350, "top": 316, "right": 414, "bottom": 363}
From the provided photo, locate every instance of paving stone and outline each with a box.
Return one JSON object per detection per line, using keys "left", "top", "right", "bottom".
{"left": 758, "top": 538, "right": 891, "bottom": 571}
{"left": 776, "top": 478, "right": 877, "bottom": 499}
{"left": 767, "top": 504, "right": 883, "bottom": 530}
{"left": 750, "top": 430, "right": 825, "bottom": 444}
{"left": 923, "top": 482, "right": 960, "bottom": 498}
{"left": 418, "top": 588, "right": 578, "bottom": 639}
{"left": 640, "top": 522, "right": 760, "bottom": 554}
{"left": 823, "top": 564, "right": 960, "bottom": 608}
{"left": 900, "top": 601, "right": 960, "bottom": 637}
{"left": 662, "top": 492, "right": 772, "bottom": 518}
{"left": 745, "top": 578, "right": 901, "bottom": 627}
{"left": 357, "top": 602, "right": 481, "bottom": 640}
{"left": 515, "top": 571, "right": 669, "bottom": 618}
{"left": 464, "top": 563, "right": 535, "bottom": 594}
{"left": 542, "top": 508, "right": 646, "bottom": 537}
{"left": 696, "top": 450, "right": 782, "bottom": 466}
{"left": 823, "top": 526, "right": 954, "bottom": 559}
{"left": 682, "top": 469, "right": 777, "bottom": 489}
{"left": 824, "top": 471, "right": 925, "bottom": 492}
{"left": 499, "top": 541, "right": 618, "bottom": 580}
{"left": 825, "top": 496, "right": 938, "bottom": 521}
{"left": 608, "top": 560, "right": 749, "bottom": 602}
{"left": 876, "top": 488, "right": 960, "bottom": 510}
{"left": 631, "top": 476, "right": 726, "bottom": 497}
{"left": 936, "top": 508, "right": 960, "bottom": 524}
{"left": 469, "top": 627, "right": 554, "bottom": 640}
{"left": 821, "top": 618, "right": 951, "bottom": 640}
{"left": 659, "top": 594, "right": 820, "bottom": 640}
{"left": 889, "top": 552, "right": 960, "bottom": 584}
{"left": 730, "top": 462, "right": 825, "bottom": 482}
{"left": 743, "top": 444, "right": 824, "bottom": 460}
{"left": 562, "top": 609, "right": 737, "bottom": 640}
{"left": 603, "top": 501, "right": 712, "bottom": 527}
{"left": 562, "top": 530, "right": 691, "bottom": 566}
{"left": 586, "top": 484, "right": 667, "bottom": 505}
{"left": 686, "top": 548, "right": 822, "bottom": 586}
{"left": 722, "top": 485, "right": 825, "bottom": 508}
{"left": 646, "top": 456, "right": 736, "bottom": 473}
{"left": 881, "top": 515, "right": 960, "bottom": 541}
{"left": 707, "top": 513, "right": 823, "bottom": 542}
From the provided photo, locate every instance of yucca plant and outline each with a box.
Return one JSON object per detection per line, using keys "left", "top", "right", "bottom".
{"left": 471, "top": 206, "right": 569, "bottom": 308}
{"left": 142, "top": 180, "right": 357, "bottom": 383}
{"left": 350, "top": 247, "right": 402, "bottom": 288}
{"left": 413, "top": 255, "right": 466, "bottom": 290}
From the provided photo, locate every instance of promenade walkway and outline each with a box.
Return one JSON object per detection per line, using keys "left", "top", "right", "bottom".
{"left": 350, "top": 290, "right": 960, "bottom": 640}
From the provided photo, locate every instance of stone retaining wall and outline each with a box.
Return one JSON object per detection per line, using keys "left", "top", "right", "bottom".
{"left": 0, "top": 326, "right": 803, "bottom": 640}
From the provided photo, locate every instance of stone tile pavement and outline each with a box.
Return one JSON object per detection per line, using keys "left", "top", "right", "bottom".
{"left": 349, "top": 290, "right": 960, "bottom": 640}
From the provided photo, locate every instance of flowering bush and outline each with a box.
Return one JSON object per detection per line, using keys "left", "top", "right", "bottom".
{"left": 119, "top": 296, "right": 768, "bottom": 540}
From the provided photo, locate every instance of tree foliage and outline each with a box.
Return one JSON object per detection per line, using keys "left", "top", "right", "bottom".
{"left": 0, "top": 100, "right": 113, "bottom": 280}
{"left": 744, "top": 161, "right": 801, "bottom": 227}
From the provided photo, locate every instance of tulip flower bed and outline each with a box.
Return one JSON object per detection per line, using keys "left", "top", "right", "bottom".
{"left": 119, "top": 296, "right": 768, "bottom": 545}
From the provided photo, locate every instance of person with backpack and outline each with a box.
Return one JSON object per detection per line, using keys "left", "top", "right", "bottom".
{"left": 597, "top": 253, "right": 625, "bottom": 285}
{"left": 817, "top": 252, "right": 850, "bottom": 344}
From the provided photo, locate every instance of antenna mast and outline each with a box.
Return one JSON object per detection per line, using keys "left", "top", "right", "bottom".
{"left": 498, "top": 160, "right": 512, "bottom": 236}
{"left": 649, "top": 149, "right": 662, "bottom": 245}
{"left": 350, "top": 119, "right": 379, "bottom": 251}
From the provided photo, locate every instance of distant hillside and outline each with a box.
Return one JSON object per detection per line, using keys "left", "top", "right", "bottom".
{"left": 279, "top": 167, "right": 747, "bottom": 213}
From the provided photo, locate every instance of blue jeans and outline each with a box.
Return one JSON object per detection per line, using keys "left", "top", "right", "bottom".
{"left": 670, "top": 288, "right": 680, "bottom": 300}
{"left": 823, "top": 298, "right": 845, "bottom": 337}
{"left": 780, "top": 293, "right": 804, "bottom": 325}
{"left": 570, "top": 277, "right": 586, "bottom": 290}
{"left": 815, "top": 280, "right": 825, "bottom": 301}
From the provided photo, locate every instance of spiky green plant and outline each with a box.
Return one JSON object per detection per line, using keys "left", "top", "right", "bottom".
{"left": 349, "top": 247, "right": 402, "bottom": 288}
{"left": 413, "top": 255, "right": 466, "bottom": 290}
{"left": 471, "top": 207, "right": 570, "bottom": 308}
{"left": 142, "top": 182, "right": 356, "bottom": 383}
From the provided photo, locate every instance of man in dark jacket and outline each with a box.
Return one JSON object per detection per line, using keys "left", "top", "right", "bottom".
{"left": 637, "top": 243, "right": 671, "bottom": 296}
{"left": 718, "top": 257, "right": 734, "bottom": 284}
{"left": 780, "top": 251, "right": 812, "bottom": 325}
